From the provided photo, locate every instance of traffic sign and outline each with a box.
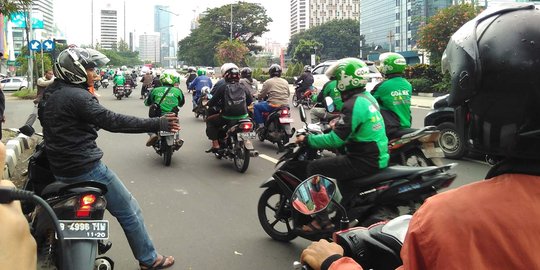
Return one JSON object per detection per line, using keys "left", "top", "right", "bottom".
{"left": 42, "top": 40, "right": 55, "bottom": 52}
{"left": 29, "top": 40, "right": 41, "bottom": 51}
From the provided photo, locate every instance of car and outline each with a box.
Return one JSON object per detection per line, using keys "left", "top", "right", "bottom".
{"left": 312, "top": 60, "right": 382, "bottom": 92}
{"left": 0, "top": 77, "right": 29, "bottom": 91}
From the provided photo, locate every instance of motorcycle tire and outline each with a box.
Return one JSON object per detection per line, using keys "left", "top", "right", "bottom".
{"left": 360, "top": 206, "right": 399, "bottom": 227}
{"left": 116, "top": 96, "right": 122, "bottom": 100}
{"left": 233, "top": 142, "right": 250, "bottom": 173}
{"left": 163, "top": 144, "right": 173, "bottom": 166}
{"left": 306, "top": 98, "right": 316, "bottom": 109}
{"left": 257, "top": 128, "right": 265, "bottom": 142}
{"left": 125, "top": 93, "right": 130, "bottom": 98}
{"left": 402, "top": 149, "right": 435, "bottom": 167}
{"left": 257, "top": 187, "right": 297, "bottom": 242}
{"left": 292, "top": 95, "right": 299, "bottom": 107}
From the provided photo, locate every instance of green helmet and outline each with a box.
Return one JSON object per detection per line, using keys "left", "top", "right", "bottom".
{"left": 378, "top": 52, "right": 406, "bottom": 75}
{"left": 197, "top": 68, "right": 206, "bottom": 76}
{"left": 160, "top": 70, "right": 180, "bottom": 85}
{"left": 327, "top": 58, "right": 370, "bottom": 92}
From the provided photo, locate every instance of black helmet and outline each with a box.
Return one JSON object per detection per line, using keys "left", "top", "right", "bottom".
{"left": 442, "top": 3, "right": 540, "bottom": 160}
{"left": 241, "top": 67, "right": 252, "bottom": 79}
{"left": 269, "top": 64, "right": 282, "bottom": 78}
{"left": 304, "top": 65, "right": 312, "bottom": 72}
{"left": 221, "top": 63, "right": 240, "bottom": 83}
{"left": 54, "top": 47, "right": 109, "bottom": 85}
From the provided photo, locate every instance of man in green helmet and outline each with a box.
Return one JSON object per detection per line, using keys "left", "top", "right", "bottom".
{"left": 371, "top": 52, "right": 412, "bottom": 139}
{"left": 295, "top": 58, "right": 389, "bottom": 233}
{"left": 309, "top": 63, "right": 343, "bottom": 124}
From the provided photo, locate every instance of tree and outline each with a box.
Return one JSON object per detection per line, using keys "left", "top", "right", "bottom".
{"left": 287, "top": 19, "right": 363, "bottom": 62}
{"left": 417, "top": 4, "right": 480, "bottom": 65}
{"left": 214, "top": 40, "right": 249, "bottom": 66}
{"left": 117, "top": 38, "right": 129, "bottom": 52}
{"left": 0, "top": 0, "right": 33, "bottom": 18}
{"left": 293, "top": 39, "right": 323, "bottom": 65}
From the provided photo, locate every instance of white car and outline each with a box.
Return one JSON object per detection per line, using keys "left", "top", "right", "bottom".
{"left": 0, "top": 77, "right": 28, "bottom": 91}
{"left": 312, "top": 60, "right": 383, "bottom": 92}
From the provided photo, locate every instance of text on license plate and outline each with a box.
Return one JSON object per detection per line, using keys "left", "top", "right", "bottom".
{"left": 59, "top": 220, "right": 109, "bottom": 240}
{"left": 279, "top": 118, "right": 294, "bottom": 124}
{"left": 237, "top": 132, "right": 256, "bottom": 140}
{"left": 160, "top": 131, "right": 176, "bottom": 136}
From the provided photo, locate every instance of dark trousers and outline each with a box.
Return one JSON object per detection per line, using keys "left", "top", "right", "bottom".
{"left": 205, "top": 114, "right": 229, "bottom": 140}
{"left": 295, "top": 87, "right": 308, "bottom": 100}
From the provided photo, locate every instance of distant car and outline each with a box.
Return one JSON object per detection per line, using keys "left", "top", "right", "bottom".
{"left": 0, "top": 77, "right": 28, "bottom": 91}
{"left": 312, "top": 60, "right": 382, "bottom": 92}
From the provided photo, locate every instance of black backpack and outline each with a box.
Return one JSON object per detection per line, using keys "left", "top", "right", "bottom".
{"left": 223, "top": 83, "right": 248, "bottom": 116}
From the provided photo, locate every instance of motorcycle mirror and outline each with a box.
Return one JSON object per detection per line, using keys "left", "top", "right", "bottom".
{"left": 291, "top": 175, "right": 337, "bottom": 215}
{"left": 299, "top": 106, "right": 307, "bottom": 123}
{"left": 325, "top": 97, "right": 335, "bottom": 113}
{"left": 19, "top": 125, "right": 35, "bottom": 137}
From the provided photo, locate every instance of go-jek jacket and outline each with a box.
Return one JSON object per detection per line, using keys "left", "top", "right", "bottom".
{"left": 145, "top": 85, "right": 185, "bottom": 114}
{"left": 371, "top": 76, "right": 412, "bottom": 128}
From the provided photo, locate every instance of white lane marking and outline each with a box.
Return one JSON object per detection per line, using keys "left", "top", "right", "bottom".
{"left": 259, "top": 154, "right": 278, "bottom": 164}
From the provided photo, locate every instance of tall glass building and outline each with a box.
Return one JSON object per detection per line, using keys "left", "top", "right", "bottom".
{"left": 154, "top": 5, "right": 172, "bottom": 66}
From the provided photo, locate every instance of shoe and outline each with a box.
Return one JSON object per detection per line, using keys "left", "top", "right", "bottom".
{"left": 139, "top": 96, "right": 144, "bottom": 99}
{"left": 146, "top": 134, "right": 158, "bottom": 147}
{"left": 174, "top": 139, "right": 184, "bottom": 150}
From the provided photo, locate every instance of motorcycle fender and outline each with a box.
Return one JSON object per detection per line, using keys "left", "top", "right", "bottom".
{"left": 62, "top": 239, "right": 99, "bottom": 270}
{"left": 260, "top": 177, "right": 278, "bottom": 189}
{"left": 165, "top": 136, "right": 174, "bottom": 146}
{"left": 283, "top": 124, "right": 294, "bottom": 137}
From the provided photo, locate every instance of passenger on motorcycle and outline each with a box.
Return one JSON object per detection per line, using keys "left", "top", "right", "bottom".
{"left": 145, "top": 70, "right": 185, "bottom": 146}
{"left": 205, "top": 63, "right": 253, "bottom": 152}
{"left": 152, "top": 70, "right": 162, "bottom": 87}
{"left": 310, "top": 64, "right": 343, "bottom": 123}
{"left": 239, "top": 67, "right": 259, "bottom": 98}
{"left": 38, "top": 47, "right": 177, "bottom": 269}
{"left": 113, "top": 71, "right": 125, "bottom": 92}
{"left": 371, "top": 52, "right": 412, "bottom": 139}
{"left": 294, "top": 58, "right": 389, "bottom": 233}
{"left": 253, "top": 64, "right": 290, "bottom": 129}
{"left": 185, "top": 66, "right": 197, "bottom": 92}
{"left": 294, "top": 65, "right": 315, "bottom": 101}
{"left": 189, "top": 68, "right": 213, "bottom": 111}
{"left": 140, "top": 71, "right": 154, "bottom": 99}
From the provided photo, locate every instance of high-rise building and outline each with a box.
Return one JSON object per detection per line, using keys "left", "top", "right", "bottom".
{"left": 91, "top": 0, "right": 125, "bottom": 50}
{"left": 139, "top": 33, "right": 161, "bottom": 63}
{"left": 32, "top": 0, "right": 54, "bottom": 39}
{"left": 154, "top": 5, "right": 173, "bottom": 66}
{"left": 290, "top": 0, "right": 360, "bottom": 37}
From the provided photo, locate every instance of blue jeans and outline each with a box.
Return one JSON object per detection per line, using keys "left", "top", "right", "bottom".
{"left": 254, "top": 101, "right": 277, "bottom": 124}
{"left": 54, "top": 162, "right": 157, "bottom": 266}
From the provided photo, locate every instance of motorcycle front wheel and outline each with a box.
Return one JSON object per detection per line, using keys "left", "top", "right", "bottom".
{"left": 162, "top": 143, "right": 173, "bottom": 166}
{"left": 233, "top": 142, "right": 250, "bottom": 173}
{"left": 292, "top": 94, "right": 299, "bottom": 107}
{"left": 257, "top": 187, "right": 297, "bottom": 242}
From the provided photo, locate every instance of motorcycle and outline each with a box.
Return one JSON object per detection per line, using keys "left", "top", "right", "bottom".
{"left": 257, "top": 106, "right": 457, "bottom": 242}
{"left": 193, "top": 86, "right": 212, "bottom": 120}
{"left": 143, "top": 86, "right": 153, "bottom": 100}
{"left": 113, "top": 85, "right": 125, "bottom": 100}
{"left": 255, "top": 105, "right": 295, "bottom": 152}
{"left": 16, "top": 113, "right": 114, "bottom": 270}
{"left": 94, "top": 80, "right": 101, "bottom": 91}
{"left": 293, "top": 85, "right": 317, "bottom": 109}
{"left": 149, "top": 129, "right": 183, "bottom": 166}
{"left": 101, "top": 78, "right": 109, "bottom": 89}
{"left": 209, "top": 117, "right": 259, "bottom": 173}
{"left": 123, "top": 84, "right": 133, "bottom": 98}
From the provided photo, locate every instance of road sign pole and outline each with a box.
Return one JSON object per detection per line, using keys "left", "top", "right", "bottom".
{"left": 41, "top": 39, "right": 44, "bottom": 77}
{"left": 28, "top": 7, "right": 34, "bottom": 90}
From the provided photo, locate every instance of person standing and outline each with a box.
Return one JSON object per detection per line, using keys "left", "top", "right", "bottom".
{"left": 34, "top": 69, "right": 54, "bottom": 104}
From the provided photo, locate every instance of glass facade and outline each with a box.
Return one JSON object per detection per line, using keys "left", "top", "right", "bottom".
{"left": 154, "top": 5, "right": 172, "bottom": 65}
{"left": 360, "top": 0, "right": 395, "bottom": 51}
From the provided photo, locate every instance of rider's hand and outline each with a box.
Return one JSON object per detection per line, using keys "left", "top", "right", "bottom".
{"left": 295, "top": 135, "right": 306, "bottom": 144}
{"left": 301, "top": 239, "right": 344, "bottom": 270}
{"left": 159, "top": 113, "right": 181, "bottom": 132}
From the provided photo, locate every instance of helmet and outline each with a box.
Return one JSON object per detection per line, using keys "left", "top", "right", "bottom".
{"left": 240, "top": 67, "right": 252, "bottom": 79}
{"left": 53, "top": 47, "right": 110, "bottom": 85}
{"left": 121, "top": 65, "right": 127, "bottom": 71}
{"left": 221, "top": 63, "right": 240, "bottom": 83}
{"left": 197, "top": 68, "right": 206, "bottom": 76}
{"left": 268, "top": 64, "right": 282, "bottom": 78}
{"left": 160, "top": 70, "right": 181, "bottom": 85}
{"left": 378, "top": 52, "right": 406, "bottom": 75}
{"left": 188, "top": 66, "right": 196, "bottom": 73}
{"left": 442, "top": 3, "right": 540, "bottom": 160}
{"left": 303, "top": 65, "right": 312, "bottom": 72}
{"left": 326, "top": 58, "right": 370, "bottom": 92}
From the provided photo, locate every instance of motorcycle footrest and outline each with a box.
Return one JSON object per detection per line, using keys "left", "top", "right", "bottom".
{"left": 98, "top": 240, "right": 112, "bottom": 255}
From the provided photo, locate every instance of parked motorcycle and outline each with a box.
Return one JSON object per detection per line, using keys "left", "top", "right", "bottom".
{"left": 113, "top": 85, "right": 125, "bottom": 100}
{"left": 193, "top": 86, "right": 212, "bottom": 120}
{"left": 256, "top": 105, "right": 295, "bottom": 152}
{"left": 257, "top": 106, "right": 457, "bottom": 242}
{"left": 209, "top": 117, "right": 259, "bottom": 173}
{"left": 293, "top": 85, "right": 317, "bottom": 109}
{"left": 101, "top": 78, "right": 109, "bottom": 89}
{"left": 149, "top": 130, "right": 183, "bottom": 166}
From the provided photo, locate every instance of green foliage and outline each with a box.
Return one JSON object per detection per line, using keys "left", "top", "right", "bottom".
{"left": 293, "top": 39, "right": 323, "bottom": 65}
{"left": 100, "top": 49, "right": 143, "bottom": 66}
{"left": 15, "top": 46, "right": 53, "bottom": 78}
{"left": 11, "top": 88, "right": 37, "bottom": 99}
{"left": 254, "top": 74, "right": 270, "bottom": 83}
{"left": 431, "top": 74, "right": 451, "bottom": 93}
{"left": 405, "top": 64, "right": 442, "bottom": 83}
{"left": 0, "top": 0, "right": 34, "bottom": 18}
{"left": 178, "top": 2, "right": 272, "bottom": 66}
{"left": 252, "top": 67, "right": 263, "bottom": 78}
{"left": 287, "top": 62, "right": 304, "bottom": 77}
{"left": 117, "top": 39, "right": 129, "bottom": 52}
{"left": 287, "top": 19, "right": 363, "bottom": 62}
{"left": 214, "top": 39, "right": 250, "bottom": 66}
{"left": 417, "top": 4, "right": 480, "bottom": 61}
{"left": 409, "top": 78, "right": 433, "bottom": 93}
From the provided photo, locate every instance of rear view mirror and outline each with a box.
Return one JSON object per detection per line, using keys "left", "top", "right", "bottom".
{"left": 299, "top": 106, "right": 307, "bottom": 123}
{"left": 324, "top": 97, "right": 335, "bottom": 113}
{"left": 291, "top": 175, "right": 337, "bottom": 215}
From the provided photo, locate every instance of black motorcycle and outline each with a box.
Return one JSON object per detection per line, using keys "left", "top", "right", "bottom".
{"left": 193, "top": 86, "right": 212, "bottom": 120}
{"left": 113, "top": 85, "right": 125, "bottom": 100}
{"left": 150, "top": 130, "right": 183, "bottom": 166}
{"left": 209, "top": 117, "right": 259, "bottom": 173}
{"left": 257, "top": 106, "right": 457, "bottom": 242}
{"left": 256, "top": 105, "right": 295, "bottom": 152}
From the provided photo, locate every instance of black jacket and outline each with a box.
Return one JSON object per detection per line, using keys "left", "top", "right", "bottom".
{"left": 207, "top": 81, "right": 253, "bottom": 117}
{"left": 38, "top": 80, "right": 165, "bottom": 177}
{"left": 295, "top": 72, "right": 314, "bottom": 91}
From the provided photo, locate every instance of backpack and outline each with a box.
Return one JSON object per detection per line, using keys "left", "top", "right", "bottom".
{"left": 223, "top": 83, "right": 248, "bottom": 117}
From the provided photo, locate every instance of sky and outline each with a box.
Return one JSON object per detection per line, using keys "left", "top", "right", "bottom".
{"left": 53, "top": 0, "right": 291, "bottom": 47}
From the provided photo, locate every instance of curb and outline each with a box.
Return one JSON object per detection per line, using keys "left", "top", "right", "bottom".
{"left": 3, "top": 133, "right": 38, "bottom": 179}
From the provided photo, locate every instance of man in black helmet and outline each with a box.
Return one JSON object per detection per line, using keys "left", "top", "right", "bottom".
{"left": 301, "top": 4, "right": 540, "bottom": 269}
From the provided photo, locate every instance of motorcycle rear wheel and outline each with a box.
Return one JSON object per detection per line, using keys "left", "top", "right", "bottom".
{"left": 162, "top": 144, "right": 173, "bottom": 166}
{"left": 257, "top": 187, "right": 297, "bottom": 242}
{"left": 233, "top": 143, "right": 250, "bottom": 173}
{"left": 292, "top": 95, "right": 299, "bottom": 107}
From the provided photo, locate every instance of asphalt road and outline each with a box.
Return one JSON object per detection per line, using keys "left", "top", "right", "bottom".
{"left": 4, "top": 84, "right": 491, "bottom": 270}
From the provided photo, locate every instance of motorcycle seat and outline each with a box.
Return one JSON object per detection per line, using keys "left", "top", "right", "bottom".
{"left": 41, "top": 181, "right": 108, "bottom": 198}
{"left": 347, "top": 165, "right": 438, "bottom": 188}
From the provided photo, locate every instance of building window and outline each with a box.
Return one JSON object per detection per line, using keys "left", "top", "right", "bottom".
{"left": 396, "top": 26, "right": 400, "bottom": 33}
{"left": 396, "top": 0, "right": 400, "bottom": 6}
{"left": 396, "top": 13, "right": 400, "bottom": 20}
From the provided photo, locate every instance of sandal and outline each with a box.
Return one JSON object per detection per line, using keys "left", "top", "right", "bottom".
{"left": 139, "top": 255, "right": 175, "bottom": 270}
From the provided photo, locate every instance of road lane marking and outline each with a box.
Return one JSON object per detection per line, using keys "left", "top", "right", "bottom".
{"left": 259, "top": 154, "right": 278, "bottom": 164}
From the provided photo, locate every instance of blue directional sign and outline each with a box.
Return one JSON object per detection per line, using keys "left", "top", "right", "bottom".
{"left": 29, "top": 40, "right": 41, "bottom": 51}
{"left": 42, "top": 40, "right": 55, "bottom": 52}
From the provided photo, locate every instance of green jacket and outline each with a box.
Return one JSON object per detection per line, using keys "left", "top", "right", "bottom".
{"left": 312, "top": 80, "right": 343, "bottom": 111}
{"left": 371, "top": 76, "right": 412, "bottom": 128}
{"left": 145, "top": 86, "right": 185, "bottom": 114}
{"left": 113, "top": 75, "right": 125, "bottom": 86}
{"left": 308, "top": 91, "right": 389, "bottom": 169}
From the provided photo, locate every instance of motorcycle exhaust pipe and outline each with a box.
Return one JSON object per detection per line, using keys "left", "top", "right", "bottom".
{"left": 250, "top": 150, "right": 259, "bottom": 157}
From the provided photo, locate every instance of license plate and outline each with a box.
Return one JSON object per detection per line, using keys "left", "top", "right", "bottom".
{"left": 422, "top": 143, "right": 445, "bottom": 158}
{"left": 279, "top": 117, "right": 294, "bottom": 124}
{"left": 237, "top": 131, "right": 256, "bottom": 140}
{"left": 160, "top": 131, "right": 175, "bottom": 136}
{"left": 59, "top": 220, "right": 109, "bottom": 240}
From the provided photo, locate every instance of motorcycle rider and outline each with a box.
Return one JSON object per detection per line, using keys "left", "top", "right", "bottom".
{"left": 253, "top": 64, "right": 290, "bottom": 129}
{"left": 239, "top": 67, "right": 259, "bottom": 97}
{"left": 38, "top": 47, "right": 177, "bottom": 269}
{"left": 205, "top": 63, "right": 253, "bottom": 152}
{"left": 189, "top": 68, "right": 213, "bottom": 111}
{"left": 185, "top": 66, "right": 197, "bottom": 93}
{"left": 152, "top": 70, "right": 162, "bottom": 87}
{"left": 294, "top": 65, "right": 315, "bottom": 102}
{"left": 140, "top": 70, "right": 153, "bottom": 99}
{"left": 294, "top": 58, "right": 389, "bottom": 233}
{"left": 310, "top": 66, "right": 343, "bottom": 123}
{"left": 371, "top": 52, "right": 412, "bottom": 139}
{"left": 301, "top": 4, "right": 540, "bottom": 269}
{"left": 145, "top": 70, "right": 186, "bottom": 147}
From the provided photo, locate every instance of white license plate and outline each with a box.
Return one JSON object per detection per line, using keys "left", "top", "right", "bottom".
{"left": 279, "top": 117, "right": 294, "bottom": 124}
{"left": 59, "top": 220, "right": 109, "bottom": 240}
{"left": 237, "top": 132, "right": 256, "bottom": 140}
{"left": 159, "top": 131, "right": 175, "bottom": 136}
